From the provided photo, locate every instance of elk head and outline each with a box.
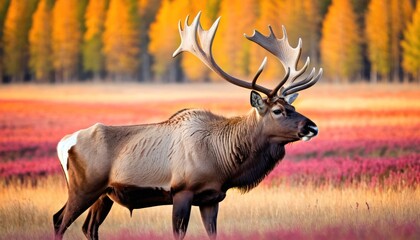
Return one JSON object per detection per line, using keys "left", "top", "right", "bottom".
{"left": 173, "top": 12, "right": 322, "bottom": 143}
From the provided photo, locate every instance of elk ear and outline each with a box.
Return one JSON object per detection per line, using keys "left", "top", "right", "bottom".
{"left": 250, "top": 91, "right": 267, "bottom": 113}
{"left": 285, "top": 93, "right": 299, "bottom": 104}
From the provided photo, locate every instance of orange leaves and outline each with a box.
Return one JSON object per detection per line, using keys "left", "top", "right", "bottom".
{"left": 212, "top": 0, "right": 258, "bottom": 79}
{"left": 52, "top": 0, "right": 82, "bottom": 81}
{"left": 1, "top": 0, "right": 419, "bottom": 82}
{"left": 84, "top": 0, "right": 107, "bottom": 41}
{"left": 148, "top": 0, "right": 183, "bottom": 80}
{"left": 365, "top": 0, "right": 391, "bottom": 79}
{"left": 148, "top": 0, "right": 214, "bottom": 81}
{"left": 365, "top": 0, "right": 414, "bottom": 82}
{"left": 320, "top": 0, "right": 361, "bottom": 82}
{"left": 82, "top": 0, "right": 107, "bottom": 76}
{"left": 103, "top": 0, "right": 140, "bottom": 78}
{"left": 401, "top": 0, "right": 420, "bottom": 80}
{"left": 29, "top": 0, "right": 52, "bottom": 82}
{"left": 3, "top": 0, "right": 37, "bottom": 81}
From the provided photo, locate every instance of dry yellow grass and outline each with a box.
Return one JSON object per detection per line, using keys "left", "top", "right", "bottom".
{"left": 0, "top": 176, "right": 418, "bottom": 239}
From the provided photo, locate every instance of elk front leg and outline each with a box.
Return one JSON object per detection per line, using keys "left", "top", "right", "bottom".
{"left": 172, "top": 191, "right": 194, "bottom": 240}
{"left": 199, "top": 203, "right": 219, "bottom": 239}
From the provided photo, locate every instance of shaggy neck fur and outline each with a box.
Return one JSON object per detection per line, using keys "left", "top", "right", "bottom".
{"left": 209, "top": 110, "right": 286, "bottom": 192}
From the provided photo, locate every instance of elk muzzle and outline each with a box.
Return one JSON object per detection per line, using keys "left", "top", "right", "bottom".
{"left": 298, "top": 120, "right": 318, "bottom": 142}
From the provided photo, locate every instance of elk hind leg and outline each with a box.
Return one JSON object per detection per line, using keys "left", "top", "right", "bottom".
{"left": 55, "top": 191, "right": 103, "bottom": 239}
{"left": 82, "top": 195, "right": 114, "bottom": 240}
{"left": 172, "top": 191, "right": 194, "bottom": 240}
{"left": 53, "top": 203, "right": 67, "bottom": 236}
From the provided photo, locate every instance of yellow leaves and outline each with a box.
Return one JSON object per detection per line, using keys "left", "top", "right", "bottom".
{"left": 212, "top": 0, "right": 258, "bottom": 80}
{"left": 52, "top": 0, "right": 81, "bottom": 81}
{"left": 148, "top": 0, "right": 176, "bottom": 79}
{"left": 83, "top": 0, "right": 107, "bottom": 75}
{"left": 248, "top": 0, "right": 283, "bottom": 82}
{"left": 3, "top": 0, "right": 30, "bottom": 80}
{"left": 364, "top": 0, "right": 414, "bottom": 82}
{"left": 249, "top": 0, "right": 321, "bottom": 84}
{"left": 180, "top": 0, "right": 214, "bottom": 82}
{"left": 29, "top": 0, "right": 52, "bottom": 81}
{"left": 148, "top": 0, "right": 211, "bottom": 81}
{"left": 401, "top": 0, "right": 420, "bottom": 79}
{"left": 1, "top": 0, "right": 419, "bottom": 82}
{"left": 84, "top": 0, "right": 107, "bottom": 41}
{"left": 320, "top": 0, "right": 361, "bottom": 82}
{"left": 365, "top": 0, "right": 391, "bottom": 78}
{"left": 103, "top": 0, "right": 140, "bottom": 77}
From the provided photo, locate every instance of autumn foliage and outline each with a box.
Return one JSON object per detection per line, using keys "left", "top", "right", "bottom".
{"left": 52, "top": 0, "right": 82, "bottom": 82}
{"left": 0, "top": 0, "right": 419, "bottom": 83}
{"left": 29, "top": 0, "right": 53, "bottom": 82}
{"left": 320, "top": 0, "right": 361, "bottom": 82}
{"left": 402, "top": 0, "right": 420, "bottom": 81}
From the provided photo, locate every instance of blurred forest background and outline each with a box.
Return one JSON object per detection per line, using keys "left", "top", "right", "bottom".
{"left": 0, "top": 0, "right": 419, "bottom": 84}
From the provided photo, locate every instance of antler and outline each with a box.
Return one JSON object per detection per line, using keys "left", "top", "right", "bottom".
{"left": 173, "top": 12, "right": 322, "bottom": 98}
{"left": 173, "top": 12, "right": 272, "bottom": 96}
{"left": 245, "top": 26, "right": 323, "bottom": 97}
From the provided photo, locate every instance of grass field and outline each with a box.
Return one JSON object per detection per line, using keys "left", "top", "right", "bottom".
{"left": 0, "top": 83, "right": 419, "bottom": 239}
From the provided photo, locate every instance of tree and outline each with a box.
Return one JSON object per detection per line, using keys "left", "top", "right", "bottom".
{"left": 389, "top": 0, "right": 413, "bottom": 82}
{"left": 137, "top": 0, "right": 162, "bottom": 81}
{"left": 401, "top": 0, "right": 420, "bottom": 82}
{"left": 0, "top": 0, "right": 11, "bottom": 82}
{"left": 365, "top": 0, "right": 391, "bottom": 82}
{"left": 149, "top": 0, "right": 220, "bottom": 82}
{"left": 52, "top": 0, "right": 83, "bottom": 82}
{"left": 83, "top": 0, "right": 108, "bottom": 80}
{"left": 280, "top": 0, "right": 319, "bottom": 61}
{"left": 320, "top": 0, "right": 361, "bottom": 82}
{"left": 29, "top": 0, "right": 53, "bottom": 82}
{"left": 212, "top": 0, "right": 258, "bottom": 81}
{"left": 365, "top": 0, "right": 413, "bottom": 83}
{"left": 103, "top": 0, "right": 140, "bottom": 80}
{"left": 148, "top": 0, "right": 188, "bottom": 82}
{"left": 250, "top": 0, "right": 321, "bottom": 83}
{"left": 249, "top": 0, "right": 283, "bottom": 82}
{"left": 2, "top": 0, "right": 37, "bottom": 82}
{"left": 303, "top": 0, "right": 321, "bottom": 66}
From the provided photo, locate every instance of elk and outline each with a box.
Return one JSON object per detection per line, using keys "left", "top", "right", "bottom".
{"left": 53, "top": 12, "right": 322, "bottom": 240}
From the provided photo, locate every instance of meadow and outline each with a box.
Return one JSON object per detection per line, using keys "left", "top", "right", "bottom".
{"left": 0, "top": 83, "right": 419, "bottom": 239}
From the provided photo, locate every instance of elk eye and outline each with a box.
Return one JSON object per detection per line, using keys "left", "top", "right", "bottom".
{"left": 272, "top": 109, "right": 283, "bottom": 115}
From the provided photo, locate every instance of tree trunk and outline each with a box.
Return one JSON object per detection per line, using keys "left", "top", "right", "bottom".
{"left": 141, "top": 52, "right": 151, "bottom": 82}
{"left": 370, "top": 69, "right": 377, "bottom": 84}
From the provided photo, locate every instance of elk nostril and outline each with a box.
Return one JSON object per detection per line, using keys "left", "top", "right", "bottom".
{"left": 298, "top": 121, "right": 318, "bottom": 139}
{"left": 307, "top": 125, "right": 318, "bottom": 135}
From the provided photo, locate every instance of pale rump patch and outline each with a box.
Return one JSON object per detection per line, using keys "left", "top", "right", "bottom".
{"left": 57, "top": 131, "right": 80, "bottom": 181}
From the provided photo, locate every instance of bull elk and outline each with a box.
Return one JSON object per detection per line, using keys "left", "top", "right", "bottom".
{"left": 53, "top": 12, "right": 322, "bottom": 240}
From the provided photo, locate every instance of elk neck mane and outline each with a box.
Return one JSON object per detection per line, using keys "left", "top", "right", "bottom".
{"left": 167, "top": 108, "right": 286, "bottom": 193}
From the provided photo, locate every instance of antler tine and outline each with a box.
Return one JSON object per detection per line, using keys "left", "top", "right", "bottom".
{"left": 282, "top": 68, "right": 323, "bottom": 96}
{"left": 245, "top": 25, "right": 320, "bottom": 98}
{"left": 270, "top": 67, "right": 290, "bottom": 97}
{"left": 251, "top": 57, "right": 267, "bottom": 88}
{"left": 286, "top": 67, "right": 316, "bottom": 91}
{"left": 173, "top": 12, "right": 272, "bottom": 95}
